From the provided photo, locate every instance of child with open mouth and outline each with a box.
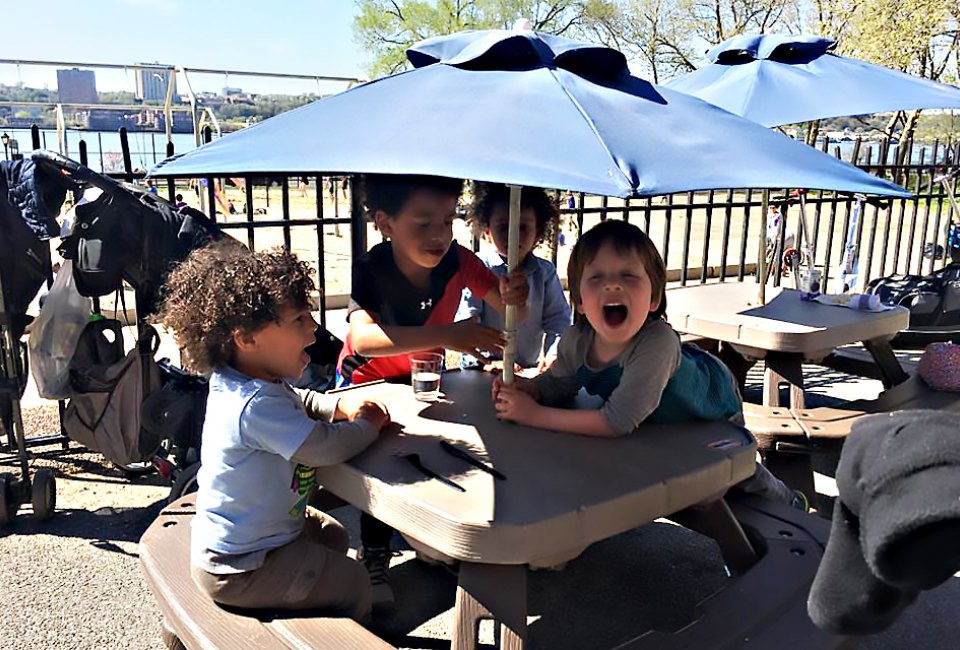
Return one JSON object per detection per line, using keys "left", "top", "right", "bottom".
{"left": 493, "top": 219, "right": 804, "bottom": 510}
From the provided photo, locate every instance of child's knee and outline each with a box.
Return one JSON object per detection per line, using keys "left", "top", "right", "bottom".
{"left": 305, "top": 507, "right": 351, "bottom": 553}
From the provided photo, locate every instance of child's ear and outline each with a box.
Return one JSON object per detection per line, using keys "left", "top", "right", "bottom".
{"left": 233, "top": 328, "right": 259, "bottom": 352}
{"left": 649, "top": 293, "right": 662, "bottom": 314}
{"left": 573, "top": 298, "right": 584, "bottom": 314}
{"left": 373, "top": 210, "right": 393, "bottom": 238}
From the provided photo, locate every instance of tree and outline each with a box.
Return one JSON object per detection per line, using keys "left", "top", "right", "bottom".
{"left": 353, "top": 1, "right": 616, "bottom": 77}
{"left": 806, "top": 0, "right": 960, "bottom": 147}
{"left": 579, "top": 0, "right": 801, "bottom": 83}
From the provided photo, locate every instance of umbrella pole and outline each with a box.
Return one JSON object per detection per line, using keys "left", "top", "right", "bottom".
{"left": 758, "top": 189, "right": 769, "bottom": 305}
{"left": 502, "top": 185, "right": 521, "bottom": 386}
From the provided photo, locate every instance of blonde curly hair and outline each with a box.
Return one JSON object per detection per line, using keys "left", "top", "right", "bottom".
{"left": 156, "top": 243, "right": 315, "bottom": 374}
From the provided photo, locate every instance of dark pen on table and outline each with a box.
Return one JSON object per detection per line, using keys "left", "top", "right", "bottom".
{"left": 439, "top": 440, "right": 507, "bottom": 480}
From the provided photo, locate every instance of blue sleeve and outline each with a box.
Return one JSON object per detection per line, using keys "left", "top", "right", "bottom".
{"left": 539, "top": 264, "right": 572, "bottom": 359}
{"left": 456, "top": 287, "right": 485, "bottom": 369}
{"left": 456, "top": 287, "right": 483, "bottom": 322}
{"left": 239, "top": 386, "right": 315, "bottom": 461}
{"left": 533, "top": 326, "right": 582, "bottom": 405}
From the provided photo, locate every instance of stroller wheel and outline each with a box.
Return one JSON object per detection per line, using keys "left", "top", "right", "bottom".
{"left": 0, "top": 473, "right": 13, "bottom": 525}
{"left": 31, "top": 468, "right": 56, "bottom": 521}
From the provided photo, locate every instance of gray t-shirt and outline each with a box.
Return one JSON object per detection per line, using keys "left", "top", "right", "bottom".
{"left": 192, "top": 365, "right": 378, "bottom": 574}
{"left": 534, "top": 319, "right": 681, "bottom": 435}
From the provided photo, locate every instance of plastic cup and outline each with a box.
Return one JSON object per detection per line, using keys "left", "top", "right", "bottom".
{"left": 799, "top": 268, "right": 822, "bottom": 301}
{"left": 410, "top": 352, "right": 444, "bottom": 401}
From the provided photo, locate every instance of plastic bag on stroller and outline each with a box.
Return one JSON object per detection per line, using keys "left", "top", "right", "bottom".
{"left": 27, "top": 260, "right": 93, "bottom": 399}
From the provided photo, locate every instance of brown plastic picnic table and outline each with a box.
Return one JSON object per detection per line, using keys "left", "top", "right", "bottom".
{"left": 316, "top": 370, "right": 758, "bottom": 650}
{"left": 666, "top": 283, "right": 911, "bottom": 409}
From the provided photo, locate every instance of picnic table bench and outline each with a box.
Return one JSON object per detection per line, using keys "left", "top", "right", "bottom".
{"left": 141, "top": 495, "right": 838, "bottom": 650}
{"left": 139, "top": 496, "right": 397, "bottom": 650}
{"left": 744, "top": 374, "right": 960, "bottom": 497}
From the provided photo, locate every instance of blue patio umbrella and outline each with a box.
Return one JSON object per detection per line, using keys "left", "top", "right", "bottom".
{"left": 665, "top": 34, "right": 960, "bottom": 128}
{"left": 150, "top": 30, "right": 907, "bottom": 199}
{"left": 667, "top": 33, "right": 960, "bottom": 292}
{"left": 150, "top": 27, "right": 909, "bottom": 373}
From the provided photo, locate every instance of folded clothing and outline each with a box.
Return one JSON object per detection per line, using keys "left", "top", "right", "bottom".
{"left": 842, "top": 410, "right": 960, "bottom": 591}
{"left": 808, "top": 410, "right": 960, "bottom": 634}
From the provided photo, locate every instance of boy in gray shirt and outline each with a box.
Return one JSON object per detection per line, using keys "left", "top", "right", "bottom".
{"left": 158, "top": 244, "right": 389, "bottom": 621}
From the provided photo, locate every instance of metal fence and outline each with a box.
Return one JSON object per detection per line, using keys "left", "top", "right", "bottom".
{"left": 33, "top": 125, "right": 960, "bottom": 320}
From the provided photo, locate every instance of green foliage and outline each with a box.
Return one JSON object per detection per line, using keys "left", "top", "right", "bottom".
{"left": 0, "top": 83, "right": 57, "bottom": 103}
{"left": 99, "top": 90, "right": 137, "bottom": 104}
{"left": 839, "top": 0, "right": 958, "bottom": 79}
{"left": 353, "top": 0, "right": 612, "bottom": 77}
{"left": 914, "top": 112, "right": 960, "bottom": 143}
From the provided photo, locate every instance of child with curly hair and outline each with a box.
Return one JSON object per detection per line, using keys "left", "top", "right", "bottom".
{"left": 158, "top": 243, "right": 390, "bottom": 622}
{"left": 457, "top": 183, "right": 571, "bottom": 371}
{"left": 493, "top": 220, "right": 803, "bottom": 508}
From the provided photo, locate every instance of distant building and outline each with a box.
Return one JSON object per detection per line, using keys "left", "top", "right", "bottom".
{"left": 135, "top": 64, "right": 177, "bottom": 102}
{"left": 56, "top": 68, "right": 98, "bottom": 104}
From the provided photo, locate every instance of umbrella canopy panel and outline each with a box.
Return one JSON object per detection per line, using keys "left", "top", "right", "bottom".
{"left": 151, "top": 30, "right": 908, "bottom": 199}
{"left": 666, "top": 34, "right": 960, "bottom": 128}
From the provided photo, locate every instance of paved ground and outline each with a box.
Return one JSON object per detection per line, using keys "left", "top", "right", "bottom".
{"left": 2, "top": 349, "right": 958, "bottom": 649}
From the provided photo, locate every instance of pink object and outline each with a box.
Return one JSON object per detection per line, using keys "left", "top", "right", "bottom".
{"left": 918, "top": 342, "right": 960, "bottom": 392}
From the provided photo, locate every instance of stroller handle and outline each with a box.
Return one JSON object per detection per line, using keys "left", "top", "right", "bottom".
{"left": 30, "top": 149, "right": 127, "bottom": 198}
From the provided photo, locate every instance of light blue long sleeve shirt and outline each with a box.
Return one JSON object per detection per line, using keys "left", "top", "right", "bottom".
{"left": 456, "top": 248, "right": 572, "bottom": 368}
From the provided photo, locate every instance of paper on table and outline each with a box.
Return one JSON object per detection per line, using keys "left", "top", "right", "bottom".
{"left": 813, "top": 293, "right": 893, "bottom": 312}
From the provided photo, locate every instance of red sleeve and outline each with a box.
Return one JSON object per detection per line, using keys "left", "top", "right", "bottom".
{"left": 455, "top": 244, "right": 498, "bottom": 299}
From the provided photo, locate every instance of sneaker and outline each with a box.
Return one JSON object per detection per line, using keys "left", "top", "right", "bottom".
{"left": 358, "top": 546, "right": 395, "bottom": 612}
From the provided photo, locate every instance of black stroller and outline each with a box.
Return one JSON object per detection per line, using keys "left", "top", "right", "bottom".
{"left": 31, "top": 150, "right": 230, "bottom": 496}
{"left": 1, "top": 154, "right": 74, "bottom": 523}
{"left": 21, "top": 151, "right": 344, "bottom": 505}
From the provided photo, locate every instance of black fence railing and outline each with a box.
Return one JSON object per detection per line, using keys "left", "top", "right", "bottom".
{"left": 39, "top": 126, "right": 960, "bottom": 319}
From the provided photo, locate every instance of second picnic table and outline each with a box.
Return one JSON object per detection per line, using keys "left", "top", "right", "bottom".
{"left": 665, "top": 283, "right": 911, "bottom": 409}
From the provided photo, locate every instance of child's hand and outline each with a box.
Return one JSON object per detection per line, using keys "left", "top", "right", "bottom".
{"left": 493, "top": 384, "right": 539, "bottom": 425}
{"left": 491, "top": 374, "right": 537, "bottom": 402}
{"left": 353, "top": 401, "right": 390, "bottom": 431}
{"left": 444, "top": 318, "right": 506, "bottom": 357}
{"left": 499, "top": 269, "right": 529, "bottom": 307}
{"left": 335, "top": 395, "right": 389, "bottom": 422}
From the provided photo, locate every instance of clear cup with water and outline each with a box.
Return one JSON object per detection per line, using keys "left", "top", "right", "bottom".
{"left": 410, "top": 352, "right": 444, "bottom": 401}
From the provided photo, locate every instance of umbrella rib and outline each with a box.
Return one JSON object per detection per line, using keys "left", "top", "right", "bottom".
{"left": 547, "top": 68, "right": 635, "bottom": 194}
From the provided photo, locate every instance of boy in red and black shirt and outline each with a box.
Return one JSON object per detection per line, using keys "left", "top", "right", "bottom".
{"left": 337, "top": 174, "right": 528, "bottom": 610}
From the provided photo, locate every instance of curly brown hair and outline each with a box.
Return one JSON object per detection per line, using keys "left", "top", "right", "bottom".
{"left": 469, "top": 183, "right": 558, "bottom": 245}
{"left": 156, "top": 243, "right": 315, "bottom": 374}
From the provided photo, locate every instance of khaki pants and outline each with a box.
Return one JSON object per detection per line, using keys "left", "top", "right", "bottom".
{"left": 192, "top": 507, "right": 372, "bottom": 622}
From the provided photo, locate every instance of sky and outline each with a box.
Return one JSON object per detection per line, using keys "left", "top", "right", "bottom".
{"left": 1, "top": 0, "right": 366, "bottom": 95}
